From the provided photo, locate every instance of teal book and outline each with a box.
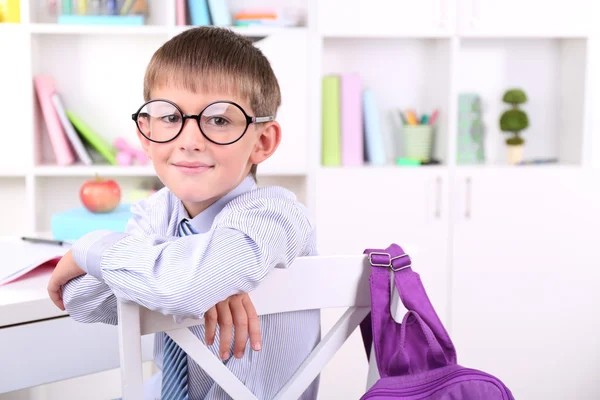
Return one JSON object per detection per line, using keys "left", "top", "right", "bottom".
{"left": 188, "top": 0, "right": 211, "bottom": 25}
{"left": 51, "top": 204, "right": 132, "bottom": 242}
{"left": 207, "top": 0, "right": 231, "bottom": 26}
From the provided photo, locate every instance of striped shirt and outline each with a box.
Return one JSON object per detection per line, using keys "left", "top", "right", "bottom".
{"left": 62, "top": 176, "right": 321, "bottom": 399}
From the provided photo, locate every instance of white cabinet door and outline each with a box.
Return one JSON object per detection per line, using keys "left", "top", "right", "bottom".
{"left": 318, "top": 0, "right": 454, "bottom": 37}
{"left": 451, "top": 167, "right": 600, "bottom": 400}
{"left": 458, "top": 0, "right": 592, "bottom": 36}
{"left": 314, "top": 167, "right": 451, "bottom": 400}
{"left": 253, "top": 30, "right": 308, "bottom": 175}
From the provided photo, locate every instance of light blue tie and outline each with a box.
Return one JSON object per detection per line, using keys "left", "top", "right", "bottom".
{"left": 161, "top": 218, "right": 196, "bottom": 399}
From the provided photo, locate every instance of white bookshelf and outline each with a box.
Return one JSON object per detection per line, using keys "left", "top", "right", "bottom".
{"left": 33, "top": 165, "right": 157, "bottom": 177}
{"left": 2, "top": 0, "right": 600, "bottom": 399}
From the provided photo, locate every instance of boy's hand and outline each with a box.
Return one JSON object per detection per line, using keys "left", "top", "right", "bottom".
{"left": 47, "top": 250, "right": 85, "bottom": 311}
{"left": 204, "top": 293, "right": 261, "bottom": 360}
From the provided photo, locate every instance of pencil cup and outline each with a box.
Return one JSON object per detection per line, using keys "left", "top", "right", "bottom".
{"left": 403, "top": 125, "right": 434, "bottom": 162}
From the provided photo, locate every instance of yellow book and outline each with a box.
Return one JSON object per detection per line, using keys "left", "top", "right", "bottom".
{"left": 0, "top": 0, "right": 20, "bottom": 23}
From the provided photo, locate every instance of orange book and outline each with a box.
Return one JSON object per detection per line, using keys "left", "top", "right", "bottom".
{"left": 234, "top": 12, "right": 277, "bottom": 20}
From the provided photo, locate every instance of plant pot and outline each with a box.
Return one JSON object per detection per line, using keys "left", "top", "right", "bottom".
{"left": 507, "top": 144, "right": 524, "bottom": 165}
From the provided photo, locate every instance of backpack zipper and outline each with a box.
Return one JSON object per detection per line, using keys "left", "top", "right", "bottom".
{"left": 362, "top": 369, "right": 513, "bottom": 399}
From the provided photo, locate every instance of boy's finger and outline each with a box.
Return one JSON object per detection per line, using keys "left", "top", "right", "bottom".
{"left": 47, "top": 280, "right": 65, "bottom": 311}
{"left": 230, "top": 295, "right": 248, "bottom": 358}
{"left": 204, "top": 306, "right": 218, "bottom": 345}
{"left": 216, "top": 301, "right": 232, "bottom": 360}
{"left": 242, "top": 295, "right": 261, "bottom": 351}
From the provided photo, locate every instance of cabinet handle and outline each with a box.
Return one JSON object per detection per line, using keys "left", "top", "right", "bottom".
{"left": 435, "top": 176, "right": 442, "bottom": 219}
{"left": 465, "top": 177, "right": 472, "bottom": 219}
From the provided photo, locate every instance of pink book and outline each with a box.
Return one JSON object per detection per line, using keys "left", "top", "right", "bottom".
{"left": 0, "top": 238, "right": 66, "bottom": 286}
{"left": 176, "top": 0, "right": 186, "bottom": 25}
{"left": 340, "top": 73, "right": 363, "bottom": 166}
{"left": 33, "top": 75, "right": 76, "bottom": 166}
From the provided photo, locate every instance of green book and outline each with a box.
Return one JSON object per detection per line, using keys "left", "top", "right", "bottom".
{"left": 321, "top": 75, "right": 341, "bottom": 166}
{"left": 66, "top": 110, "right": 118, "bottom": 165}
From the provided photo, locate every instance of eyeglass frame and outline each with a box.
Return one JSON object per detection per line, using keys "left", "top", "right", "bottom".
{"left": 131, "top": 98, "right": 275, "bottom": 145}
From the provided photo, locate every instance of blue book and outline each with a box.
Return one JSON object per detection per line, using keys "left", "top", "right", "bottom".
{"left": 362, "top": 89, "right": 386, "bottom": 165}
{"left": 51, "top": 204, "right": 132, "bottom": 242}
{"left": 207, "top": 0, "right": 231, "bottom": 26}
{"left": 188, "top": 0, "right": 211, "bottom": 26}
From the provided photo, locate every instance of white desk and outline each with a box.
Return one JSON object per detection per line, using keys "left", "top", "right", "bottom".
{"left": 0, "top": 267, "right": 153, "bottom": 394}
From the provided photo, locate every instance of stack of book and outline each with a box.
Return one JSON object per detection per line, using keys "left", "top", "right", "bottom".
{"left": 321, "top": 73, "right": 388, "bottom": 167}
{"left": 175, "top": 0, "right": 231, "bottom": 26}
{"left": 33, "top": 74, "right": 122, "bottom": 166}
{"left": 58, "top": 0, "right": 147, "bottom": 25}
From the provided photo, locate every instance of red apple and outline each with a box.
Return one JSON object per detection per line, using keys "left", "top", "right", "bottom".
{"left": 80, "top": 175, "right": 121, "bottom": 213}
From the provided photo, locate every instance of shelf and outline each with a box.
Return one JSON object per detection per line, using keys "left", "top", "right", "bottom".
{"left": 26, "top": 23, "right": 307, "bottom": 38}
{"left": 322, "top": 37, "right": 452, "bottom": 165}
{"left": 33, "top": 165, "right": 308, "bottom": 178}
{"left": 0, "top": 169, "right": 27, "bottom": 178}
{"left": 0, "top": 23, "right": 25, "bottom": 34}
{"left": 170, "top": 25, "right": 307, "bottom": 38}
{"left": 459, "top": 30, "right": 589, "bottom": 40}
{"left": 318, "top": 165, "right": 447, "bottom": 174}
{"left": 321, "top": 32, "right": 452, "bottom": 39}
{"left": 28, "top": 23, "right": 170, "bottom": 36}
{"left": 457, "top": 38, "right": 588, "bottom": 166}
{"left": 34, "top": 165, "right": 156, "bottom": 177}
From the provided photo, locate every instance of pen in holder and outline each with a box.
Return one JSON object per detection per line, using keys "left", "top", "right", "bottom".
{"left": 403, "top": 124, "right": 434, "bottom": 162}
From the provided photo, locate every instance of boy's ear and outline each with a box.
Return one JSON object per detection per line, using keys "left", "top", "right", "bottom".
{"left": 249, "top": 121, "right": 281, "bottom": 165}
{"left": 137, "top": 130, "right": 153, "bottom": 160}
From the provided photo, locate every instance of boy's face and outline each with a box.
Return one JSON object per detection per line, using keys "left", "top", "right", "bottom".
{"left": 137, "top": 86, "right": 281, "bottom": 217}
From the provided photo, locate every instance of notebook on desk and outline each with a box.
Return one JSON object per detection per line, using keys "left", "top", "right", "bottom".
{"left": 0, "top": 238, "right": 70, "bottom": 286}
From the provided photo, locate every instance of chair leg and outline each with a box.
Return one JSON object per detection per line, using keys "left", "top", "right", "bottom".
{"left": 168, "top": 329, "right": 258, "bottom": 400}
{"left": 273, "top": 306, "right": 371, "bottom": 400}
{"left": 118, "top": 301, "right": 145, "bottom": 400}
{"left": 366, "top": 343, "right": 380, "bottom": 390}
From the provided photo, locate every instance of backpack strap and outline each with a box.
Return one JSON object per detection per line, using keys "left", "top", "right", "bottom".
{"left": 361, "top": 244, "right": 457, "bottom": 377}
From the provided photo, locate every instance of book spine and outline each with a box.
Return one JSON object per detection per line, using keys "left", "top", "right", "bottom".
{"left": 33, "top": 76, "right": 76, "bottom": 166}
{"left": 321, "top": 75, "right": 341, "bottom": 166}
{"left": 340, "top": 73, "right": 363, "bottom": 166}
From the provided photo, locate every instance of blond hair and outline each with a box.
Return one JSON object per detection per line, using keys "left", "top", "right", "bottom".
{"left": 143, "top": 27, "right": 282, "bottom": 180}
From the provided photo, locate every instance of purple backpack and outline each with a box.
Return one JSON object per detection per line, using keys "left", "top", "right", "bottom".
{"left": 359, "top": 244, "right": 514, "bottom": 399}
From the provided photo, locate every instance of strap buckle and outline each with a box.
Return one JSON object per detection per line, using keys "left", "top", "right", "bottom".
{"left": 368, "top": 251, "right": 412, "bottom": 272}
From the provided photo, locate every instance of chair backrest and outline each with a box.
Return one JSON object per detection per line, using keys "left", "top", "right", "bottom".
{"left": 117, "top": 254, "right": 374, "bottom": 400}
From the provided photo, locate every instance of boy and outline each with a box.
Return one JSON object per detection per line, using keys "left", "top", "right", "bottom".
{"left": 47, "top": 27, "right": 320, "bottom": 399}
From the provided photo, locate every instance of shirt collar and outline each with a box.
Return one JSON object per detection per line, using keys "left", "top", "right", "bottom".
{"left": 176, "top": 175, "right": 257, "bottom": 234}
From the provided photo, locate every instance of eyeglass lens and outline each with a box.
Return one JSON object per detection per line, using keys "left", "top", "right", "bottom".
{"left": 136, "top": 100, "right": 248, "bottom": 144}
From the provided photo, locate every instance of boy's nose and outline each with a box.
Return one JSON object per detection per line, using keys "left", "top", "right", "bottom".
{"left": 178, "top": 118, "right": 206, "bottom": 152}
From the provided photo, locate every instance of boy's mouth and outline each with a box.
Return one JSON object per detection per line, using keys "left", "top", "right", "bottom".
{"left": 172, "top": 161, "right": 213, "bottom": 174}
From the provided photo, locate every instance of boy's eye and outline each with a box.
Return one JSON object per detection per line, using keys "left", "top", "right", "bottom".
{"left": 208, "top": 116, "right": 229, "bottom": 126}
{"left": 160, "top": 114, "right": 181, "bottom": 124}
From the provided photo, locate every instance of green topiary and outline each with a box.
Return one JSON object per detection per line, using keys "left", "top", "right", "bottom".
{"left": 499, "top": 89, "right": 528, "bottom": 146}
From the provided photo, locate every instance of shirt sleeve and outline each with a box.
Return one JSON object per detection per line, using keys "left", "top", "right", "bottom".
{"left": 70, "top": 196, "right": 313, "bottom": 321}
{"left": 62, "top": 200, "right": 155, "bottom": 325}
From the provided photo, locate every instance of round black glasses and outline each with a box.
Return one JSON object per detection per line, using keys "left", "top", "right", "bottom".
{"left": 131, "top": 99, "right": 275, "bottom": 145}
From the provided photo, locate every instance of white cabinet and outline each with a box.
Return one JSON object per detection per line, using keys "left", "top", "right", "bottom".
{"left": 253, "top": 30, "right": 309, "bottom": 175}
{"left": 314, "top": 167, "right": 451, "bottom": 400}
{"left": 451, "top": 167, "right": 600, "bottom": 399}
{"left": 315, "top": 167, "right": 451, "bottom": 324}
{"left": 318, "top": 0, "right": 454, "bottom": 37}
{"left": 458, "top": 0, "right": 592, "bottom": 37}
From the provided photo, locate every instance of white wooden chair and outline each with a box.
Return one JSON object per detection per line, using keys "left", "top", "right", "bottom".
{"left": 117, "top": 254, "right": 390, "bottom": 399}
